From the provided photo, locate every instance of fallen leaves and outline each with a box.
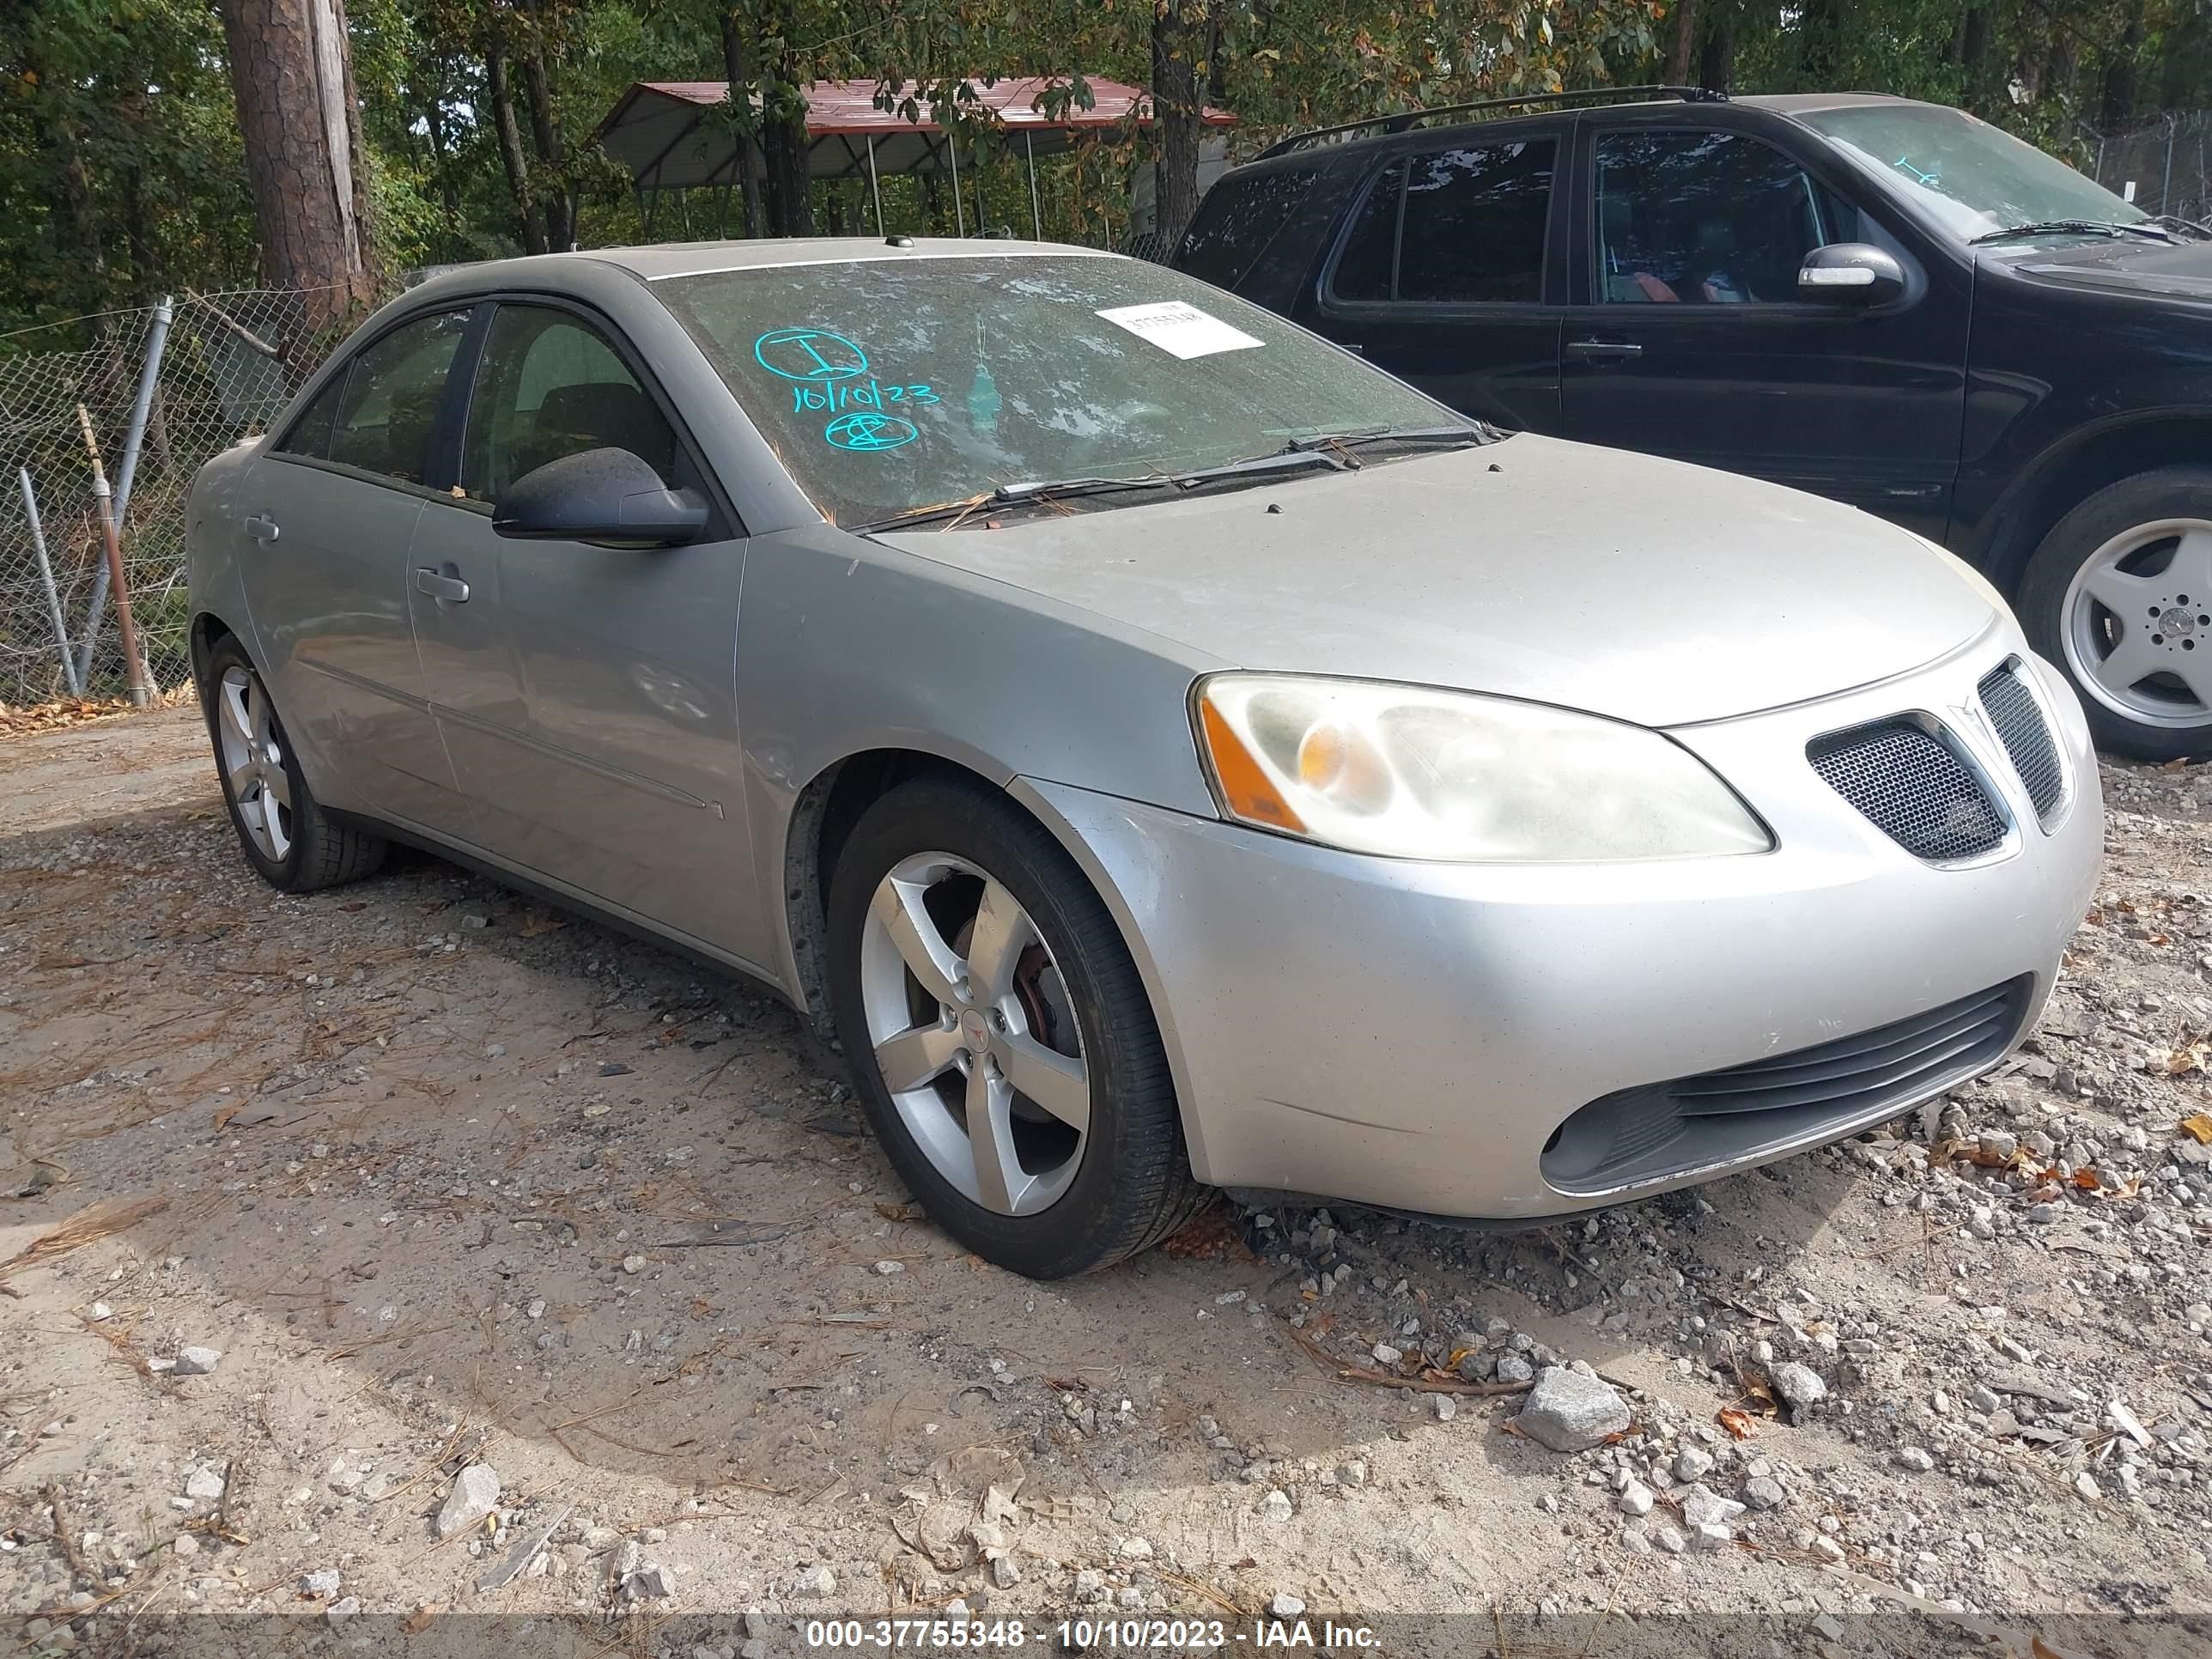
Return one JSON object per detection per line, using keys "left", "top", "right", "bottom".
{"left": 1158, "top": 1203, "right": 1254, "bottom": 1263}
{"left": 2166, "top": 1035, "right": 2212, "bottom": 1075}
{"left": 1717, "top": 1407, "right": 1759, "bottom": 1440}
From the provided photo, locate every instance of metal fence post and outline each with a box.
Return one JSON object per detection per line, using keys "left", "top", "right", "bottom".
{"left": 73, "top": 294, "right": 173, "bottom": 689}
{"left": 17, "top": 467, "right": 81, "bottom": 697}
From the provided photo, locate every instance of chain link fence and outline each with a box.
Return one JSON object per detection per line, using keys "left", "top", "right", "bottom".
{"left": 0, "top": 289, "right": 359, "bottom": 707}
{"left": 2090, "top": 110, "right": 2212, "bottom": 223}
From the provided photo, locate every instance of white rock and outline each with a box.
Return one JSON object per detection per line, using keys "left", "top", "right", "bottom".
{"left": 1617, "top": 1481, "right": 1655, "bottom": 1516}
{"left": 184, "top": 1468, "right": 226, "bottom": 1503}
{"left": 436, "top": 1464, "right": 501, "bottom": 1538}
{"left": 1267, "top": 1593, "right": 1306, "bottom": 1619}
{"left": 873, "top": 1260, "right": 904, "bottom": 1276}
{"left": 1514, "top": 1367, "right": 1630, "bottom": 1453}
{"left": 1768, "top": 1362, "right": 1826, "bottom": 1413}
{"left": 171, "top": 1346, "right": 221, "bottom": 1376}
{"left": 794, "top": 1565, "right": 836, "bottom": 1598}
{"left": 1896, "top": 1447, "right": 1936, "bottom": 1473}
{"left": 621, "top": 1254, "right": 647, "bottom": 1274}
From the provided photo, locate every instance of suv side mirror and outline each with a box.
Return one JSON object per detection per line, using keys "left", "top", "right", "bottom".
{"left": 1797, "top": 243, "right": 1907, "bottom": 307}
{"left": 493, "top": 447, "right": 708, "bottom": 547}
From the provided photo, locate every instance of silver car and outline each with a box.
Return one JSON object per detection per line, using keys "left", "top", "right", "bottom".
{"left": 186, "top": 239, "right": 2102, "bottom": 1277}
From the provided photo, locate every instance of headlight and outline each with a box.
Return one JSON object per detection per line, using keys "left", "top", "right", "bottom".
{"left": 1192, "top": 674, "right": 1771, "bottom": 863}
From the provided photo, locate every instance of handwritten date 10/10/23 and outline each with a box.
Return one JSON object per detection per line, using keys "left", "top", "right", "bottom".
{"left": 802, "top": 1617, "right": 1382, "bottom": 1649}
{"left": 791, "top": 380, "right": 940, "bottom": 414}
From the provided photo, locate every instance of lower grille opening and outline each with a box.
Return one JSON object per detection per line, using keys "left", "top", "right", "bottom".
{"left": 1540, "top": 976, "right": 2032, "bottom": 1194}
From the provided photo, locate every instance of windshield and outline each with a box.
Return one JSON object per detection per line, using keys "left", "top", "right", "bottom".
{"left": 653, "top": 252, "right": 1472, "bottom": 526}
{"left": 1797, "top": 103, "right": 2146, "bottom": 243}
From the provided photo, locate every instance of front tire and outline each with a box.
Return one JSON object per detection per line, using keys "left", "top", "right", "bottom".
{"left": 825, "top": 777, "right": 1204, "bottom": 1278}
{"left": 2018, "top": 466, "right": 2212, "bottom": 761}
{"left": 200, "top": 636, "right": 386, "bottom": 892}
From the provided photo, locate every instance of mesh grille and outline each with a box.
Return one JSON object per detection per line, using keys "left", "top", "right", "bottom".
{"left": 1978, "top": 664, "right": 2064, "bottom": 819}
{"left": 1809, "top": 722, "right": 2005, "bottom": 861}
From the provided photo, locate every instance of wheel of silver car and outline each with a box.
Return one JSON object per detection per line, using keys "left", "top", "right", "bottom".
{"left": 215, "top": 662, "right": 295, "bottom": 864}
{"left": 858, "top": 851, "right": 1091, "bottom": 1216}
{"left": 198, "top": 633, "right": 386, "bottom": 893}
{"left": 826, "top": 777, "right": 1205, "bottom": 1278}
{"left": 2021, "top": 466, "right": 2212, "bottom": 762}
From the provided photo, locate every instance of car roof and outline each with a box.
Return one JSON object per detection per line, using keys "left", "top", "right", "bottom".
{"left": 1240, "top": 90, "right": 1934, "bottom": 172}
{"left": 403, "top": 237, "right": 1112, "bottom": 304}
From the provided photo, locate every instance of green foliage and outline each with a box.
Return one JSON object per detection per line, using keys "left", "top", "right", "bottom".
{"left": 0, "top": 0, "right": 2202, "bottom": 338}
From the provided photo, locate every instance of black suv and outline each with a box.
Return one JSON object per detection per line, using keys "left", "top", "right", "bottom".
{"left": 1173, "top": 88, "right": 2212, "bottom": 759}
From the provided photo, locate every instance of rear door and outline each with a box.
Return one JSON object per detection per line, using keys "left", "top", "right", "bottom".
{"left": 1557, "top": 111, "right": 1968, "bottom": 536}
{"left": 1296, "top": 118, "right": 1569, "bottom": 433}
{"left": 235, "top": 306, "right": 478, "bottom": 836}
{"left": 407, "top": 298, "right": 766, "bottom": 963}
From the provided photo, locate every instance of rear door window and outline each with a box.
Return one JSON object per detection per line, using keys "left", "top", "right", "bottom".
{"left": 1398, "top": 140, "right": 1555, "bottom": 302}
{"left": 1176, "top": 167, "right": 1319, "bottom": 290}
{"left": 322, "top": 310, "right": 472, "bottom": 485}
{"left": 1328, "top": 139, "right": 1555, "bottom": 304}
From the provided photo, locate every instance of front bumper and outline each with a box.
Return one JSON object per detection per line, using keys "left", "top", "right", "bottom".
{"left": 1018, "top": 635, "right": 2103, "bottom": 1219}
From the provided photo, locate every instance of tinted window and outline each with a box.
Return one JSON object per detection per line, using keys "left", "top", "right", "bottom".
{"left": 1176, "top": 167, "right": 1319, "bottom": 289}
{"left": 461, "top": 306, "right": 678, "bottom": 502}
{"left": 276, "top": 373, "right": 347, "bottom": 459}
{"left": 656, "top": 255, "right": 1468, "bottom": 527}
{"left": 324, "top": 310, "right": 470, "bottom": 484}
{"left": 1397, "top": 140, "right": 1554, "bottom": 302}
{"left": 1594, "top": 131, "right": 1828, "bottom": 305}
{"left": 1329, "top": 161, "right": 1403, "bottom": 302}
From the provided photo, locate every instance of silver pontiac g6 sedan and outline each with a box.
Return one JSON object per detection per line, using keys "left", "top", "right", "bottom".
{"left": 186, "top": 239, "right": 2101, "bottom": 1278}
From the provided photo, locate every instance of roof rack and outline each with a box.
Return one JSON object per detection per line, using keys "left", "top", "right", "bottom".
{"left": 1254, "top": 84, "right": 1727, "bottom": 161}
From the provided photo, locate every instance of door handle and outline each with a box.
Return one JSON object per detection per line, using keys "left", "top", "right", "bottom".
{"left": 242, "top": 514, "right": 280, "bottom": 543}
{"left": 414, "top": 567, "right": 471, "bottom": 604}
{"left": 1565, "top": 339, "right": 1644, "bottom": 359}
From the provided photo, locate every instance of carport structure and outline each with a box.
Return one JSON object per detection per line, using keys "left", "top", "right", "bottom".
{"left": 595, "top": 76, "right": 1237, "bottom": 240}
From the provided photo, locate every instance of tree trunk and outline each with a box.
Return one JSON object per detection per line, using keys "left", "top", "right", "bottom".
{"left": 1151, "top": 0, "right": 1201, "bottom": 252}
{"left": 1698, "top": 15, "right": 1735, "bottom": 93}
{"left": 758, "top": 0, "right": 813, "bottom": 238}
{"left": 1667, "top": 0, "right": 1703, "bottom": 86}
{"left": 519, "top": 0, "right": 574, "bottom": 250}
{"left": 720, "top": 9, "right": 765, "bottom": 239}
{"left": 485, "top": 21, "right": 547, "bottom": 256}
{"left": 2103, "top": 0, "right": 2146, "bottom": 130}
{"left": 217, "top": 0, "right": 380, "bottom": 336}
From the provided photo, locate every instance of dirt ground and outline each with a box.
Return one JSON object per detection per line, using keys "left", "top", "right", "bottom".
{"left": 2, "top": 705, "right": 2209, "bottom": 1659}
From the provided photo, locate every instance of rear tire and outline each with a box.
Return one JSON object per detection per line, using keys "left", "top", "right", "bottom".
{"left": 826, "top": 776, "right": 1204, "bottom": 1278}
{"left": 199, "top": 635, "right": 386, "bottom": 893}
{"left": 2018, "top": 466, "right": 2212, "bottom": 761}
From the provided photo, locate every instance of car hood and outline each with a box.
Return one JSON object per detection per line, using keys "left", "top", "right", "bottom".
{"left": 1993, "top": 236, "right": 2212, "bottom": 304}
{"left": 874, "top": 435, "right": 2001, "bottom": 728}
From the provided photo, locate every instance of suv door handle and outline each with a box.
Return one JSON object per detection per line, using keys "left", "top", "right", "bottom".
{"left": 1565, "top": 339, "right": 1644, "bottom": 359}
{"left": 414, "top": 566, "right": 471, "bottom": 604}
{"left": 242, "top": 514, "right": 280, "bottom": 543}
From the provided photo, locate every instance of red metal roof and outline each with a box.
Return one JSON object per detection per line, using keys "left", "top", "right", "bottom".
{"left": 598, "top": 76, "right": 1236, "bottom": 190}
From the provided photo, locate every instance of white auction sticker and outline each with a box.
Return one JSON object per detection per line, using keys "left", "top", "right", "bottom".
{"left": 1095, "top": 301, "right": 1264, "bottom": 360}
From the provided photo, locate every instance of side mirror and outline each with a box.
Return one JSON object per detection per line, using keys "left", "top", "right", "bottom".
{"left": 493, "top": 447, "right": 708, "bottom": 547}
{"left": 1797, "top": 243, "right": 1907, "bottom": 307}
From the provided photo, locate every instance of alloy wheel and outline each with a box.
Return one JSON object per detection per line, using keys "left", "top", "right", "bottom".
{"left": 855, "top": 852, "right": 1091, "bottom": 1216}
{"left": 216, "top": 663, "right": 295, "bottom": 863}
{"left": 2062, "top": 517, "right": 2212, "bottom": 728}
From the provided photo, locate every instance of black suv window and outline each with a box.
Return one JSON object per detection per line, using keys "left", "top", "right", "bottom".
{"left": 1594, "top": 130, "right": 1845, "bottom": 305}
{"left": 1176, "top": 167, "right": 1318, "bottom": 290}
{"left": 1329, "top": 139, "right": 1554, "bottom": 304}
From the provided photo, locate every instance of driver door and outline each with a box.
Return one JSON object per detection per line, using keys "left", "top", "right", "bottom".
{"left": 408, "top": 300, "right": 765, "bottom": 963}
{"left": 1557, "top": 112, "right": 1969, "bottom": 538}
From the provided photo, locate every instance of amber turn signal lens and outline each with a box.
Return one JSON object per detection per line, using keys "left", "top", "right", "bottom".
{"left": 1200, "top": 699, "right": 1306, "bottom": 834}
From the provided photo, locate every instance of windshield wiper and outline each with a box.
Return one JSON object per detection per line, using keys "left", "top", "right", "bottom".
{"left": 2150, "top": 213, "right": 2212, "bottom": 240}
{"left": 1286, "top": 422, "right": 1491, "bottom": 453}
{"left": 1971, "top": 218, "right": 2178, "bottom": 246}
{"left": 852, "top": 429, "right": 1475, "bottom": 534}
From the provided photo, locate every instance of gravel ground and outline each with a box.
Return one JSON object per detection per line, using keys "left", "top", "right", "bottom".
{"left": 0, "top": 706, "right": 2209, "bottom": 1658}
